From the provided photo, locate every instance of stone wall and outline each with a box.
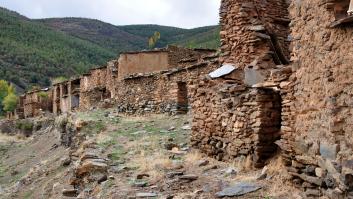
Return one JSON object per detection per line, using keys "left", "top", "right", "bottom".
{"left": 53, "top": 78, "right": 81, "bottom": 115}
{"left": 106, "top": 60, "right": 119, "bottom": 99}
{"left": 219, "top": 0, "right": 290, "bottom": 70}
{"left": 118, "top": 51, "right": 170, "bottom": 80}
{"left": 114, "top": 55, "right": 219, "bottom": 115}
{"left": 118, "top": 46, "right": 213, "bottom": 80}
{"left": 191, "top": 0, "right": 291, "bottom": 167}
{"left": 23, "top": 90, "right": 53, "bottom": 118}
{"left": 275, "top": 0, "right": 353, "bottom": 197}
{"left": 80, "top": 67, "right": 109, "bottom": 110}
{"left": 191, "top": 78, "right": 281, "bottom": 167}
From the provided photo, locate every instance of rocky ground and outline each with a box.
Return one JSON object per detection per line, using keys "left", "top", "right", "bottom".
{"left": 0, "top": 109, "right": 305, "bottom": 199}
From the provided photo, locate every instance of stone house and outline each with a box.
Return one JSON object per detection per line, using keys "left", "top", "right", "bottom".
{"left": 78, "top": 45, "right": 217, "bottom": 114}
{"left": 114, "top": 46, "right": 218, "bottom": 114}
{"left": 52, "top": 78, "right": 81, "bottom": 115}
{"left": 191, "top": 0, "right": 290, "bottom": 167}
{"left": 192, "top": 0, "right": 353, "bottom": 197}
{"left": 79, "top": 67, "right": 110, "bottom": 110}
{"left": 23, "top": 89, "right": 52, "bottom": 118}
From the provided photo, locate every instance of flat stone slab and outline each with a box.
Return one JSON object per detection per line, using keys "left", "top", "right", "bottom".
{"left": 215, "top": 182, "right": 262, "bottom": 198}
{"left": 136, "top": 192, "right": 158, "bottom": 198}
{"left": 209, "top": 64, "right": 237, "bottom": 79}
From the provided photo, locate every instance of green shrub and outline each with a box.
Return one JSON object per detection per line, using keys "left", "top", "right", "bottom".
{"left": 37, "top": 91, "right": 49, "bottom": 99}
{"left": 16, "top": 121, "right": 34, "bottom": 131}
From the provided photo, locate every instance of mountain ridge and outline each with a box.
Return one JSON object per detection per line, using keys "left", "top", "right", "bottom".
{"left": 0, "top": 7, "right": 220, "bottom": 91}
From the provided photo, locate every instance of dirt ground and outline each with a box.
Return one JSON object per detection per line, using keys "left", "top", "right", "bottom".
{"left": 0, "top": 109, "right": 303, "bottom": 199}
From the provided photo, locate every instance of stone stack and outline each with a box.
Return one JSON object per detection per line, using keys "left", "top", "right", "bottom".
{"left": 69, "top": 141, "right": 109, "bottom": 198}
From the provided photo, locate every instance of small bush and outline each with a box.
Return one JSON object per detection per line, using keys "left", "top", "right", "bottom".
{"left": 37, "top": 91, "right": 49, "bottom": 99}
{"left": 51, "top": 76, "right": 68, "bottom": 85}
{"left": 16, "top": 120, "right": 34, "bottom": 131}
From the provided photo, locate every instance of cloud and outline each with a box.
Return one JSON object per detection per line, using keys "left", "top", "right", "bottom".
{"left": 0, "top": 0, "right": 220, "bottom": 28}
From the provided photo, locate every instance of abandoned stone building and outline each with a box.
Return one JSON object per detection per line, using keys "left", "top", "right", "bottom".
{"left": 7, "top": 45, "right": 217, "bottom": 117}
{"left": 52, "top": 77, "right": 81, "bottom": 115}
{"left": 21, "top": 89, "right": 53, "bottom": 118}
{"left": 191, "top": 0, "right": 353, "bottom": 197}
{"left": 114, "top": 46, "right": 217, "bottom": 114}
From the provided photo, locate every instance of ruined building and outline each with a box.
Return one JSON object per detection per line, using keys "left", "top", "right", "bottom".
{"left": 8, "top": 45, "right": 217, "bottom": 118}
{"left": 191, "top": 0, "right": 290, "bottom": 167}
{"left": 191, "top": 0, "right": 353, "bottom": 197}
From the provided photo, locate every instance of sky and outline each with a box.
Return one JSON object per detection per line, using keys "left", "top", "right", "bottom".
{"left": 0, "top": 0, "right": 221, "bottom": 29}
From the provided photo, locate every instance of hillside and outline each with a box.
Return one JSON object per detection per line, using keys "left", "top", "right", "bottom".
{"left": 0, "top": 7, "right": 220, "bottom": 90}
{"left": 38, "top": 18, "right": 220, "bottom": 51}
{"left": 0, "top": 7, "right": 115, "bottom": 90}
{"left": 0, "top": 110, "right": 298, "bottom": 199}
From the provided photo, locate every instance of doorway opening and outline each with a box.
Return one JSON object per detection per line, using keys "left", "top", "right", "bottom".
{"left": 176, "top": 82, "right": 188, "bottom": 114}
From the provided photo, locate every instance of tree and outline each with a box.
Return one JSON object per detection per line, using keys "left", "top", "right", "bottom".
{"left": 0, "top": 80, "right": 18, "bottom": 114}
{"left": 148, "top": 31, "right": 161, "bottom": 49}
{"left": 3, "top": 93, "right": 18, "bottom": 112}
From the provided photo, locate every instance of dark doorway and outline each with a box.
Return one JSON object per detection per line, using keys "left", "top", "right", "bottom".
{"left": 176, "top": 82, "right": 188, "bottom": 114}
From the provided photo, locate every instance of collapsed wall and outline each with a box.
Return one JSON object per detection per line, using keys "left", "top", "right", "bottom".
{"left": 23, "top": 90, "right": 53, "bottom": 118}
{"left": 80, "top": 67, "right": 110, "bottom": 110}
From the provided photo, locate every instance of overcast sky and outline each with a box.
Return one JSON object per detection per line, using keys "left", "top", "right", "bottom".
{"left": 0, "top": 0, "right": 220, "bottom": 29}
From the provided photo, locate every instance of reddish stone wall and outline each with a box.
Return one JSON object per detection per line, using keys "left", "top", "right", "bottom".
{"left": 80, "top": 67, "right": 109, "bottom": 110}
{"left": 118, "top": 46, "right": 214, "bottom": 80}
{"left": 220, "top": 0, "right": 290, "bottom": 70}
{"left": 191, "top": 78, "right": 281, "bottom": 167}
{"left": 23, "top": 90, "right": 53, "bottom": 118}
{"left": 118, "top": 51, "right": 170, "bottom": 80}
{"left": 114, "top": 56, "right": 219, "bottom": 115}
{"left": 106, "top": 60, "right": 119, "bottom": 99}
{"left": 275, "top": 0, "right": 353, "bottom": 197}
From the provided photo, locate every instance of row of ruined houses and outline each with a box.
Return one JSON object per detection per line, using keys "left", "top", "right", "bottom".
{"left": 6, "top": 0, "right": 353, "bottom": 197}
{"left": 7, "top": 45, "right": 219, "bottom": 119}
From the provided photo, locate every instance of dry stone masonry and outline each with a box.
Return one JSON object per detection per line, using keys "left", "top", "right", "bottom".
{"left": 4, "top": 0, "right": 353, "bottom": 198}
{"left": 8, "top": 46, "right": 217, "bottom": 118}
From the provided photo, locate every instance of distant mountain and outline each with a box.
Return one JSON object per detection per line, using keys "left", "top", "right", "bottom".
{"left": 38, "top": 18, "right": 220, "bottom": 52}
{"left": 0, "top": 7, "right": 220, "bottom": 91}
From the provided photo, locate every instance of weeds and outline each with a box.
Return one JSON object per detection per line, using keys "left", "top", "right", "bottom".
{"left": 15, "top": 120, "right": 33, "bottom": 131}
{"left": 23, "top": 190, "right": 34, "bottom": 199}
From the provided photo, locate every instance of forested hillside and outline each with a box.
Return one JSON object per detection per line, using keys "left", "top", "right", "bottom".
{"left": 0, "top": 7, "right": 220, "bottom": 91}
{"left": 38, "top": 18, "right": 220, "bottom": 51}
{"left": 0, "top": 8, "right": 115, "bottom": 90}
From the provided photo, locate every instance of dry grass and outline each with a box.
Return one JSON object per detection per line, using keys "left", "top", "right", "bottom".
{"left": 262, "top": 155, "right": 300, "bottom": 198}
{"left": 0, "top": 133, "right": 24, "bottom": 143}
{"left": 231, "top": 155, "right": 253, "bottom": 172}
{"left": 131, "top": 150, "right": 174, "bottom": 183}
{"left": 184, "top": 150, "right": 204, "bottom": 167}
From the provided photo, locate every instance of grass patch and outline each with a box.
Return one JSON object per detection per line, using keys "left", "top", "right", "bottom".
{"left": 108, "top": 145, "right": 126, "bottom": 164}
{"left": 0, "top": 144, "right": 9, "bottom": 156}
{"left": 23, "top": 190, "right": 34, "bottom": 199}
{"left": 98, "top": 138, "right": 117, "bottom": 148}
{"left": 82, "top": 120, "right": 106, "bottom": 136}
{"left": 0, "top": 163, "right": 8, "bottom": 177}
